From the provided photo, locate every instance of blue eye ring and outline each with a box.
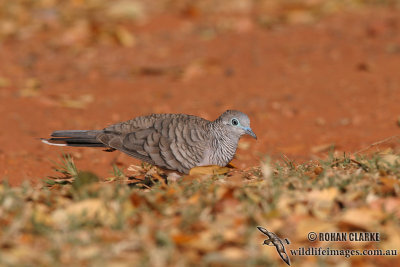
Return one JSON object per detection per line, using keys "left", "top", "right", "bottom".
{"left": 231, "top": 118, "right": 239, "bottom": 126}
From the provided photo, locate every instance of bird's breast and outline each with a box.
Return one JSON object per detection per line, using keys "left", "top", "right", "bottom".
{"left": 198, "top": 138, "right": 238, "bottom": 167}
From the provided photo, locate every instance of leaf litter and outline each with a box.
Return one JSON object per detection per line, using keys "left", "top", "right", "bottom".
{"left": 1, "top": 151, "right": 400, "bottom": 266}
{"left": 1, "top": 1, "right": 400, "bottom": 266}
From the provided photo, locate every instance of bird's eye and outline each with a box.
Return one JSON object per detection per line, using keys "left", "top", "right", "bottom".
{"left": 231, "top": 118, "right": 239, "bottom": 126}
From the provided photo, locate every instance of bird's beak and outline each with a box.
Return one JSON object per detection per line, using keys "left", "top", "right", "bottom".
{"left": 243, "top": 127, "right": 257, "bottom": 139}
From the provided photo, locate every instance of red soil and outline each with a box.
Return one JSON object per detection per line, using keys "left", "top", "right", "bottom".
{"left": 1, "top": 8, "right": 400, "bottom": 185}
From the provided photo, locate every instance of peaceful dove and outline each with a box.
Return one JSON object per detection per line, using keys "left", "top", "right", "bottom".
{"left": 42, "top": 110, "right": 257, "bottom": 174}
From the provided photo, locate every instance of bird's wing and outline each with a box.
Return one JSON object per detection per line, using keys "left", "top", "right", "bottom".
{"left": 277, "top": 247, "right": 291, "bottom": 266}
{"left": 275, "top": 240, "right": 291, "bottom": 266}
{"left": 97, "top": 114, "right": 209, "bottom": 173}
{"left": 257, "top": 226, "right": 271, "bottom": 236}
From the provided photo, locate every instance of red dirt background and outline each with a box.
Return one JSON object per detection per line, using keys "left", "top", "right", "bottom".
{"left": 1, "top": 3, "right": 400, "bottom": 185}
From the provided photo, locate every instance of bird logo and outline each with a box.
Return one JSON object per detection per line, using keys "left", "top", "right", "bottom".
{"left": 257, "top": 226, "right": 291, "bottom": 266}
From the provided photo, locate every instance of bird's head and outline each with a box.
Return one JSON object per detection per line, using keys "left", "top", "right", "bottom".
{"left": 217, "top": 110, "right": 257, "bottom": 139}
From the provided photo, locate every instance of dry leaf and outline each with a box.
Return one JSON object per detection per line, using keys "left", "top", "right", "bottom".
{"left": 226, "top": 162, "right": 237, "bottom": 168}
{"left": 380, "top": 222, "right": 400, "bottom": 251}
{"left": 189, "top": 165, "right": 230, "bottom": 175}
{"left": 76, "top": 245, "right": 100, "bottom": 260}
{"left": 338, "top": 207, "right": 385, "bottom": 231}
{"left": 187, "top": 192, "right": 200, "bottom": 205}
{"left": 181, "top": 61, "right": 204, "bottom": 81}
{"left": 52, "top": 199, "right": 113, "bottom": 227}
{"left": 186, "top": 231, "right": 218, "bottom": 252}
{"left": 380, "top": 154, "right": 400, "bottom": 165}
{"left": 61, "top": 20, "right": 91, "bottom": 45}
{"left": 130, "top": 192, "right": 143, "bottom": 207}
{"left": 295, "top": 216, "right": 336, "bottom": 241}
{"left": 286, "top": 10, "right": 315, "bottom": 24}
{"left": 32, "top": 204, "right": 52, "bottom": 226}
{"left": 19, "top": 78, "right": 40, "bottom": 97}
{"left": 378, "top": 177, "right": 400, "bottom": 194}
{"left": 370, "top": 197, "right": 400, "bottom": 218}
{"left": 19, "top": 87, "right": 39, "bottom": 97}
{"left": 171, "top": 233, "right": 197, "bottom": 245}
{"left": 108, "top": 1, "right": 145, "bottom": 20}
{"left": 309, "top": 187, "right": 338, "bottom": 203}
{"left": 308, "top": 187, "right": 338, "bottom": 218}
{"left": 313, "top": 166, "right": 324, "bottom": 175}
{"left": 59, "top": 94, "right": 93, "bottom": 109}
{"left": 115, "top": 26, "right": 136, "bottom": 47}
{"left": 220, "top": 247, "right": 247, "bottom": 260}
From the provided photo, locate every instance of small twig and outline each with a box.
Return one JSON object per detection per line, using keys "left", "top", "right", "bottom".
{"left": 331, "top": 158, "right": 369, "bottom": 172}
{"left": 280, "top": 154, "right": 296, "bottom": 169}
{"left": 353, "top": 134, "right": 400, "bottom": 155}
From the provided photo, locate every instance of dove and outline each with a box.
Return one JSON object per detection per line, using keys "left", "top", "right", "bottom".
{"left": 42, "top": 110, "right": 257, "bottom": 174}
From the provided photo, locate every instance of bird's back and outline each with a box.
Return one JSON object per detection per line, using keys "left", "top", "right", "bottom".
{"left": 97, "top": 113, "right": 212, "bottom": 173}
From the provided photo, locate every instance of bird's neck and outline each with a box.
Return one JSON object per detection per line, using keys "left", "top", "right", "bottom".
{"left": 208, "top": 122, "right": 240, "bottom": 166}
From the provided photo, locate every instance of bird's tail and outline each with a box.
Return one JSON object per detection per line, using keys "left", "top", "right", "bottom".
{"left": 41, "top": 130, "right": 106, "bottom": 147}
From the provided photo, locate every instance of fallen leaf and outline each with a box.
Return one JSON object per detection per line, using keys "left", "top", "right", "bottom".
{"left": 108, "top": 1, "right": 145, "bottom": 20}
{"left": 171, "top": 233, "right": 197, "bottom": 245}
{"left": 308, "top": 187, "right": 338, "bottom": 218}
{"left": 60, "top": 20, "right": 91, "bottom": 45}
{"left": 286, "top": 10, "right": 315, "bottom": 24}
{"left": 186, "top": 231, "right": 218, "bottom": 252}
{"left": 338, "top": 207, "right": 385, "bottom": 231}
{"left": 32, "top": 204, "right": 52, "bottom": 226}
{"left": 19, "top": 87, "right": 39, "bottom": 97}
{"left": 180, "top": 61, "right": 204, "bottom": 81}
{"left": 115, "top": 26, "right": 136, "bottom": 47}
{"left": 378, "top": 177, "right": 400, "bottom": 194}
{"left": 380, "top": 154, "right": 400, "bottom": 166}
{"left": 19, "top": 78, "right": 40, "bottom": 97}
{"left": 189, "top": 165, "right": 230, "bottom": 175}
{"left": 187, "top": 192, "right": 200, "bottom": 205}
{"left": 226, "top": 162, "right": 237, "bottom": 168}
{"left": 295, "top": 216, "right": 336, "bottom": 241}
{"left": 129, "top": 192, "right": 143, "bottom": 207}
{"left": 380, "top": 222, "right": 400, "bottom": 251}
{"left": 309, "top": 187, "right": 338, "bottom": 203}
{"left": 370, "top": 197, "right": 400, "bottom": 218}
{"left": 52, "top": 199, "right": 114, "bottom": 227}
{"left": 59, "top": 94, "right": 93, "bottom": 109}
{"left": 220, "top": 247, "right": 247, "bottom": 260}
{"left": 76, "top": 245, "right": 100, "bottom": 260}
{"left": 313, "top": 166, "right": 324, "bottom": 175}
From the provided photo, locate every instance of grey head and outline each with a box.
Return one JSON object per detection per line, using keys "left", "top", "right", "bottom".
{"left": 216, "top": 110, "right": 257, "bottom": 139}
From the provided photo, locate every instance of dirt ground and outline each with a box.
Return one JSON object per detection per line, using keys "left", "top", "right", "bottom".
{"left": 1, "top": 5, "right": 400, "bottom": 185}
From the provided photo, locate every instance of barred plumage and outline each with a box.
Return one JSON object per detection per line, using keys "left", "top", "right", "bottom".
{"left": 42, "top": 110, "right": 256, "bottom": 174}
